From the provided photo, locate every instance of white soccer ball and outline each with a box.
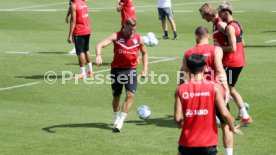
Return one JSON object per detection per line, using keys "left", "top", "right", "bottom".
{"left": 150, "top": 38, "right": 159, "bottom": 46}
{"left": 147, "top": 32, "right": 156, "bottom": 40}
{"left": 143, "top": 36, "right": 150, "bottom": 46}
{"left": 137, "top": 105, "right": 151, "bottom": 120}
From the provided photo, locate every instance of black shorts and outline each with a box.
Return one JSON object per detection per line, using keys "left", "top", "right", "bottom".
{"left": 216, "top": 103, "right": 230, "bottom": 124}
{"left": 224, "top": 66, "right": 243, "bottom": 87}
{"left": 111, "top": 68, "right": 137, "bottom": 96}
{"left": 158, "top": 7, "right": 174, "bottom": 20}
{"left": 73, "top": 34, "right": 90, "bottom": 55}
{"left": 178, "top": 145, "right": 217, "bottom": 155}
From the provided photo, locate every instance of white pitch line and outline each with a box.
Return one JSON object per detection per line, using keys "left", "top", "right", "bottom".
{"left": 271, "top": 11, "right": 276, "bottom": 13}
{"left": 6, "top": 2, "right": 68, "bottom": 11}
{"left": 265, "top": 40, "right": 276, "bottom": 43}
{"left": 149, "top": 57, "right": 179, "bottom": 64}
{"left": 0, "top": 82, "right": 41, "bottom": 91}
{"left": 174, "top": 10, "right": 193, "bottom": 13}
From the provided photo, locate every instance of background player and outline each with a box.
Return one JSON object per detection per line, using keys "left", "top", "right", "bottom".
{"left": 66, "top": 0, "right": 76, "bottom": 54}
{"left": 116, "top": 0, "right": 136, "bottom": 30}
{"left": 217, "top": 1, "right": 252, "bottom": 126}
{"left": 175, "top": 53, "right": 242, "bottom": 155}
{"left": 95, "top": 18, "right": 148, "bottom": 132}
{"left": 157, "top": 0, "right": 178, "bottom": 40}
{"left": 68, "top": 0, "right": 93, "bottom": 79}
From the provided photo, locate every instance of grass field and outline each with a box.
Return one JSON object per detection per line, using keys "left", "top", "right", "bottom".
{"left": 0, "top": 0, "right": 276, "bottom": 154}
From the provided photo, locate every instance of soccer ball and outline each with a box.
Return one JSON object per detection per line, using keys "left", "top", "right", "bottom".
{"left": 143, "top": 36, "right": 150, "bottom": 46}
{"left": 150, "top": 38, "right": 159, "bottom": 46}
{"left": 137, "top": 105, "right": 151, "bottom": 120}
{"left": 147, "top": 32, "right": 155, "bottom": 40}
{"left": 244, "top": 102, "right": 250, "bottom": 110}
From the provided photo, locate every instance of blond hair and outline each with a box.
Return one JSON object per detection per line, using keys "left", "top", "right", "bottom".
{"left": 199, "top": 3, "right": 217, "bottom": 17}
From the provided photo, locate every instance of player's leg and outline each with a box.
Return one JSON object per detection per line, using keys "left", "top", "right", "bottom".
{"left": 111, "top": 69, "right": 123, "bottom": 126}
{"left": 226, "top": 67, "right": 252, "bottom": 126}
{"left": 83, "top": 34, "right": 93, "bottom": 76}
{"left": 166, "top": 7, "right": 178, "bottom": 40}
{"left": 158, "top": 8, "right": 169, "bottom": 39}
{"left": 221, "top": 124, "right": 233, "bottom": 155}
{"left": 74, "top": 35, "right": 86, "bottom": 79}
{"left": 115, "top": 69, "right": 137, "bottom": 131}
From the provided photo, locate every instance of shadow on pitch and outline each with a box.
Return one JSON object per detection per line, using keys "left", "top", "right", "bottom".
{"left": 42, "top": 122, "right": 113, "bottom": 133}
{"left": 15, "top": 75, "right": 63, "bottom": 80}
{"left": 245, "top": 45, "right": 276, "bottom": 48}
{"left": 262, "top": 30, "right": 276, "bottom": 33}
{"left": 66, "top": 62, "right": 111, "bottom": 66}
{"left": 125, "top": 115, "right": 176, "bottom": 128}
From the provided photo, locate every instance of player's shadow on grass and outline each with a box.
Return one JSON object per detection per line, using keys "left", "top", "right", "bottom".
{"left": 125, "top": 115, "right": 176, "bottom": 128}
{"left": 42, "top": 123, "right": 113, "bottom": 133}
{"left": 66, "top": 62, "right": 110, "bottom": 66}
{"left": 245, "top": 45, "right": 276, "bottom": 48}
{"left": 15, "top": 75, "right": 63, "bottom": 80}
{"left": 262, "top": 30, "right": 276, "bottom": 33}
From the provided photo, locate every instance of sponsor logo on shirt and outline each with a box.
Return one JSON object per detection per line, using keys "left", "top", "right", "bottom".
{"left": 182, "top": 92, "right": 210, "bottom": 99}
{"left": 185, "top": 109, "right": 209, "bottom": 117}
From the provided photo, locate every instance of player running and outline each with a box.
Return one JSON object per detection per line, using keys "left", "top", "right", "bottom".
{"left": 95, "top": 18, "right": 148, "bottom": 132}
{"left": 67, "top": 0, "right": 93, "bottom": 79}
{"left": 116, "top": 0, "right": 136, "bottom": 29}
{"left": 217, "top": 1, "right": 252, "bottom": 126}
{"left": 180, "top": 26, "right": 234, "bottom": 155}
{"left": 175, "top": 53, "right": 242, "bottom": 155}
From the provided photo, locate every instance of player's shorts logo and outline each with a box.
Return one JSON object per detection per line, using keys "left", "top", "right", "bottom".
{"left": 185, "top": 109, "right": 193, "bottom": 117}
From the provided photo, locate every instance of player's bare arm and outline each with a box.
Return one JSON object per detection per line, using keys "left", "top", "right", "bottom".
{"left": 174, "top": 92, "right": 183, "bottom": 128}
{"left": 67, "top": 4, "right": 76, "bottom": 43}
{"left": 66, "top": 5, "right": 71, "bottom": 24}
{"left": 116, "top": 0, "right": 123, "bottom": 12}
{"left": 215, "top": 84, "right": 243, "bottom": 135}
{"left": 219, "top": 26, "right": 237, "bottom": 52}
{"left": 95, "top": 33, "right": 117, "bottom": 66}
{"left": 179, "top": 55, "right": 188, "bottom": 84}
{"left": 217, "top": 22, "right": 227, "bottom": 33}
{"left": 214, "top": 46, "right": 230, "bottom": 103}
{"left": 139, "top": 36, "right": 148, "bottom": 78}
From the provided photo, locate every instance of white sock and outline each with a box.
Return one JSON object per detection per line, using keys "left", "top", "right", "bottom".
{"left": 120, "top": 112, "right": 127, "bottom": 122}
{"left": 80, "top": 67, "right": 85, "bottom": 75}
{"left": 87, "top": 62, "right": 93, "bottom": 71}
{"left": 240, "top": 107, "right": 249, "bottom": 119}
{"left": 114, "top": 112, "right": 120, "bottom": 120}
{"left": 224, "top": 148, "right": 233, "bottom": 155}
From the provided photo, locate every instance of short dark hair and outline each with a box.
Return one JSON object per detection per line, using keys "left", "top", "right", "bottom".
{"left": 195, "top": 26, "right": 209, "bottom": 37}
{"left": 125, "top": 18, "right": 136, "bottom": 27}
{"left": 186, "top": 54, "right": 206, "bottom": 74}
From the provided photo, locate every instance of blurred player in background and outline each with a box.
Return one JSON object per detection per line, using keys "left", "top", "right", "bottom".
{"left": 158, "top": 0, "right": 178, "bottom": 40}
{"left": 217, "top": 1, "right": 252, "bottom": 126}
{"left": 68, "top": 0, "right": 93, "bottom": 79}
{"left": 116, "top": 0, "right": 136, "bottom": 30}
{"left": 175, "top": 53, "right": 242, "bottom": 155}
{"left": 66, "top": 0, "right": 76, "bottom": 54}
{"left": 95, "top": 18, "right": 148, "bottom": 132}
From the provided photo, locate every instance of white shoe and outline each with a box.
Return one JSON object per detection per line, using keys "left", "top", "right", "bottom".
{"left": 68, "top": 48, "right": 76, "bottom": 54}
{"left": 113, "top": 117, "right": 120, "bottom": 127}
{"left": 115, "top": 120, "right": 124, "bottom": 132}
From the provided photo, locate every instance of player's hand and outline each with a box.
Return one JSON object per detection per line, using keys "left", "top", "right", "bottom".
{"left": 232, "top": 126, "right": 243, "bottom": 135}
{"left": 96, "top": 55, "right": 102, "bottom": 66}
{"left": 67, "top": 36, "right": 73, "bottom": 43}
{"left": 225, "top": 90, "right": 230, "bottom": 104}
{"left": 141, "top": 70, "right": 147, "bottom": 78}
{"left": 66, "top": 16, "right": 70, "bottom": 24}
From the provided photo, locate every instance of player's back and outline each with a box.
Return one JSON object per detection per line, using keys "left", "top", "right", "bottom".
{"left": 73, "top": 0, "right": 91, "bottom": 36}
{"left": 178, "top": 80, "right": 218, "bottom": 147}
{"left": 185, "top": 44, "right": 216, "bottom": 79}
{"left": 120, "top": 0, "right": 136, "bottom": 25}
{"left": 112, "top": 31, "right": 141, "bottom": 69}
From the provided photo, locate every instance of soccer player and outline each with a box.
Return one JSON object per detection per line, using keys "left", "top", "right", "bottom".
{"left": 217, "top": 1, "right": 252, "bottom": 126}
{"left": 199, "top": 3, "right": 227, "bottom": 46}
{"left": 66, "top": 0, "right": 76, "bottom": 54}
{"left": 180, "top": 26, "right": 233, "bottom": 155}
{"left": 158, "top": 0, "right": 178, "bottom": 40}
{"left": 95, "top": 18, "right": 148, "bottom": 132}
{"left": 67, "top": 0, "right": 93, "bottom": 79}
{"left": 175, "top": 53, "right": 242, "bottom": 155}
{"left": 116, "top": 0, "right": 136, "bottom": 29}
